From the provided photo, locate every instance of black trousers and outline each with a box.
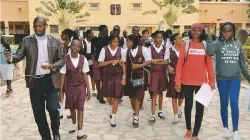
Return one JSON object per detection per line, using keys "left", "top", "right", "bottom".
{"left": 183, "top": 85, "right": 204, "bottom": 137}
{"left": 29, "top": 74, "right": 60, "bottom": 140}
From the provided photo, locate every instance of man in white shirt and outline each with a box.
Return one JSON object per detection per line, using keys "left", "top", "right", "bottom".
{"left": 4, "top": 16, "right": 64, "bottom": 140}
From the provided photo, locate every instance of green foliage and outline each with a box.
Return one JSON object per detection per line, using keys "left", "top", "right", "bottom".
{"left": 35, "top": 0, "right": 90, "bottom": 32}
{"left": 7, "top": 37, "right": 15, "bottom": 45}
{"left": 143, "top": 0, "right": 200, "bottom": 28}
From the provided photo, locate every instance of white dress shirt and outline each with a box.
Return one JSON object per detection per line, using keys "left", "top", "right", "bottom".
{"left": 123, "top": 37, "right": 127, "bottom": 49}
{"left": 35, "top": 34, "right": 50, "bottom": 75}
{"left": 85, "top": 38, "right": 91, "bottom": 54}
{"left": 60, "top": 54, "right": 89, "bottom": 74}
{"left": 98, "top": 45, "right": 127, "bottom": 62}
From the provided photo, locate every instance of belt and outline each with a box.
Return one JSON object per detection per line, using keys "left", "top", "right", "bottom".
{"left": 35, "top": 74, "right": 50, "bottom": 79}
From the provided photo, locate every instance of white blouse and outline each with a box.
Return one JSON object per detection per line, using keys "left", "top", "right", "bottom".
{"left": 98, "top": 45, "right": 127, "bottom": 62}
{"left": 60, "top": 54, "right": 89, "bottom": 74}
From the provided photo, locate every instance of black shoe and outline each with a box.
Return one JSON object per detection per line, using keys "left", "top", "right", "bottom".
{"left": 59, "top": 115, "right": 63, "bottom": 119}
{"left": 77, "top": 134, "right": 88, "bottom": 139}
{"left": 53, "top": 134, "right": 61, "bottom": 140}
{"left": 99, "top": 99, "right": 106, "bottom": 104}
{"left": 111, "top": 123, "right": 116, "bottom": 127}
{"left": 132, "top": 119, "right": 139, "bottom": 128}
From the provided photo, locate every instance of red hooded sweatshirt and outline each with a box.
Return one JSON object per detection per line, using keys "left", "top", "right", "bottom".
{"left": 175, "top": 40, "right": 215, "bottom": 87}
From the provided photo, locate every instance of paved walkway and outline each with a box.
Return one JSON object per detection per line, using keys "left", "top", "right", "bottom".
{"left": 1, "top": 79, "right": 250, "bottom": 140}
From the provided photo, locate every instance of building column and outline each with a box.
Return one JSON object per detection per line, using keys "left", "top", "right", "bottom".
{"left": 216, "top": 22, "right": 220, "bottom": 36}
{"left": 5, "top": 21, "right": 9, "bottom": 35}
{"left": 242, "top": 23, "right": 246, "bottom": 29}
{"left": 180, "top": 25, "right": 184, "bottom": 33}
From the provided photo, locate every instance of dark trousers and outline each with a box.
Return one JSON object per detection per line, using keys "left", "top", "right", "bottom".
{"left": 29, "top": 74, "right": 60, "bottom": 140}
{"left": 183, "top": 85, "right": 204, "bottom": 137}
{"left": 6, "top": 80, "right": 12, "bottom": 90}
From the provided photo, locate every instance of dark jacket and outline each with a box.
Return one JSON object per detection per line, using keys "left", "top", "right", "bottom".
{"left": 11, "top": 34, "right": 65, "bottom": 88}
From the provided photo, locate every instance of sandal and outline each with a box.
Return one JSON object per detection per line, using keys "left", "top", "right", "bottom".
{"left": 6, "top": 89, "right": 13, "bottom": 97}
{"left": 77, "top": 134, "right": 88, "bottom": 140}
{"left": 184, "top": 131, "right": 192, "bottom": 139}
{"left": 158, "top": 112, "right": 165, "bottom": 120}
{"left": 132, "top": 119, "right": 139, "bottom": 128}
{"left": 148, "top": 116, "right": 156, "bottom": 123}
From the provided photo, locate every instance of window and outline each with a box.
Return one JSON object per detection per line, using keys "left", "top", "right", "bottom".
{"left": 173, "top": 25, "right": 180, "bottom": 33}
{"left": 90, "top": 27, "right": 99, "bottom": 31}
{"left": 1, "top": 21, "right": 5, "bottom": 35}
{"left": 184, "top": 25, "right": 191, "bottom": 32}
{"left": 79, "top": 27, "right": 86, "bottom": 31}
{"left": 246, "top": 24, "right": 250, "bottom": 36}
{"left": 132, "top": 3, "right": 142, "bottom": 9}
{"left": 89, "top": 3, "right": 100, "bottom": 9}
{"left": 50, "top": 25, "right": 59, "bottom": 33}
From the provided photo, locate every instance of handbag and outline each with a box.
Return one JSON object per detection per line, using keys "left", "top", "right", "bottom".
{"left": 129, "top": 52, "right": 144, "bottom": 88}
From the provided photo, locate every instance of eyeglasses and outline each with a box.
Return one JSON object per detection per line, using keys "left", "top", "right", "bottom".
{"left": 191, "top": 29, "right": 202, "bottom": 33}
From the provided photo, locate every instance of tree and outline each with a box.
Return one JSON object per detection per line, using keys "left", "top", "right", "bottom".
{"left": 36, "top": 0, "right": 90, "bottom": 32}
{"left": 143, "top": 0, "right": 200, "bottom": 28}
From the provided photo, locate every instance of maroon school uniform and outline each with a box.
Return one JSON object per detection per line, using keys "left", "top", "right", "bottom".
{"left": 166, "top": 47, "right": 184, "bottom": 99}
{"left": 64, "top": 55, "right": 86, "bottom": 109}
{"left": 149, "top": 45, "right": 167, "bottom": 94}
{"left": 124, "top": 46, "right": 144, "bottom": 100}
{"left": 101, "top": 46, "right": 123, "bottom": 98}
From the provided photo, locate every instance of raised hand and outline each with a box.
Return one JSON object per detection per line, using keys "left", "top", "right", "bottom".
{"left": 4, "top": 49, "right": 11, "bottom": 61}
{"left": 209, "top": 21, "right": 215, "bottom": 36}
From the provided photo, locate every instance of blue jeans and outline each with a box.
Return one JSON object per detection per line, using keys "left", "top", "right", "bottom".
{"left": 217, "top": 79, "right": 241, "bottom": 131}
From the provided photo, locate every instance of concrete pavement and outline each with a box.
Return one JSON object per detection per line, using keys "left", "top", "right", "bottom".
{"left": 1, "top": 79, "right": 250, "bottom": 140}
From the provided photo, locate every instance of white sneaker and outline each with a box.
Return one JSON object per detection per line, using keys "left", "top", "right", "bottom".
{"left": 223, "top": 127, "right": 230, "bottom": 138}
{"left": 233, "top": 131, "right": 240, "bottom": 140}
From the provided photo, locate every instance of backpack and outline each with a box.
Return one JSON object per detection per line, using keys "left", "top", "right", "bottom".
{"left": 184, "top": 39, "right": 207, "bottom": 59}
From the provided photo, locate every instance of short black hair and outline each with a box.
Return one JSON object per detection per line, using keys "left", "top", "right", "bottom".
{"left": 132, "top": 26, "right": 139, "bottom": 30}
{"left": 86, "top": 30, "right": 92, "bottom": 37}
{"left": 166, "top": 29, "right": 173, "bottom": 37}
{"left": 142, "top": 29, "right": 149, "bottom": 35}
{"left": 109, "top": 34, "right": 120, "bottom": 44}
{"left": 154, "top": 30, "right": 164, "bottom": 37}
{"left": 170, "top": 33, "right": 180, "bottom": 46}
{"left": 182, "top": 32, "right": 188, "bottom": 38}
{"left": 99, "top": 25, "right": 107, "bottom": 32}
{"left": 127, "top": 34, "right": 139, "bottom": 49}
{"left": 62, "top": 29, "right": 79, "bottom": 40}
{"left": 161, "top": 31, "right": 166, "bottom": 40}
{"left": 219, "top": 22, "right": 236, "bottom": 40}
{"left": 113, "top": 25, "right": 120, "bottom": 29}
{"left": 188, "top": 29, "right": 206, "bottom": 41}
{"left": 33, "top": 16, "right": 47, "bottom": 25}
